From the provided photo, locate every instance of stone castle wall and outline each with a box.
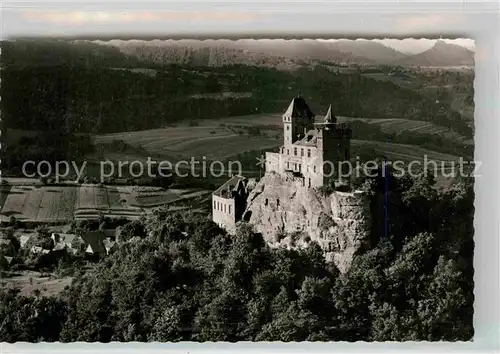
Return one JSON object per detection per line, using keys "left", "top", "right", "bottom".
{"left": 243, "top": 171, "right": 372, "bottom": 273}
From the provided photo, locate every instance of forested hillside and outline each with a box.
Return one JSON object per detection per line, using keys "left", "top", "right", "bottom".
{"left": 0, "top": 171, "right": 474, "bottom": 342}
{"left": 1, "top": 40, "right": 471, "bottom": 137}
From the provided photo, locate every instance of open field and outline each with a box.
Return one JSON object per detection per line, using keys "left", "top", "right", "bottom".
{"left": 343, "top": 117, "right": 468, "bottom": 143}
{"left": 94, "top": 123, "right": 281, "bottom": 161}
{"left": 0, "top": 183, "right": 211, "bottom": 223}
{"left": 361, "top": 72, "right": 418, "bottom": 89}
{"left": 0, "top": 271, "right": 72, "bottom": 297}
{"left": 351, "top": 139, "right": 460, "bottom": 162}
{"left": 93, "top": 114, "right": 468, "bottom": 164}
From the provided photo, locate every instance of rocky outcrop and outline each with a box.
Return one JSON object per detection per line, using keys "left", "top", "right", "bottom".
{"left": 243, "top": 172, "right": 372, "bottom": 273}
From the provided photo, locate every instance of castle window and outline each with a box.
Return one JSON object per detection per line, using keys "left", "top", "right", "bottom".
{"left": 287, "top": 149, "right": 289, "bottom": 155}
{"left": 277, "top": 199, "right": 280, "bottom": 207}
{"left": 294, "top": 148, "right": 297, "bottom": 155}
{"left": 314, "top": 166, "right": 316, "bottom": 173}
{"left": 224, "top": 204, "right": 226, "bottom": 213}
{"left": 301, "top": 149, "right": 304, "bottom": 157}
{"left": 229, "top": 205, "right": 232, "bottom": 215}
{"left": 214, "top": 200, "right": 216, "bottom": 209}
{"left": 308, "top": 178, "right": 311, "bottom": 188}
{"left": 307, "top": 149, "right": 311, "bottom": 158}
{"left": 265, "top": 198, "right": 269, "bottom": 206}
{"left": 286, "top": 125, "right": 290, "bottom": 130}
{"left": 287, "top": 162, "right": 290, "bottom": 169}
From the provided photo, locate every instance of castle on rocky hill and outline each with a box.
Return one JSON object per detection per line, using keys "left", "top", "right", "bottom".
{"left": 212, "top": 97, "right": 373, "bottom": 272}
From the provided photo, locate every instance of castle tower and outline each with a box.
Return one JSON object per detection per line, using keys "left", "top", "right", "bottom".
{"left": 282, "top": 96, "right": 315, "bottom": 145}
{"left": 314, "top": 105, "right": 352, "bottom": 186}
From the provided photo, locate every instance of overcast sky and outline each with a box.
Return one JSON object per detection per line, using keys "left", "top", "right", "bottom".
{"left": 0, "top": 8, "right": 476, "bottom": 54}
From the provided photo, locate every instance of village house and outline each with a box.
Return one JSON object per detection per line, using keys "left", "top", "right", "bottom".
{"left": 19, "top": 233, "right": 36, "bottom": 249}
{"left": 211, "top": 175, "right": 254, "bottom": 234}
{"left": 50, "top": 233, "right": 85, "bottom": 254}
{"left": 82, "top": 231, "right": 117, "bottom": 257}
{"left": 0, "top": 255, "right": 14, "bottom": 270}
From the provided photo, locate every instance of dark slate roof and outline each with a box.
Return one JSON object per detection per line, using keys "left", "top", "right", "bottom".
{"left": 282, "top": 97, "right": 315, "bottom": 119}
{"left": 212, "top": 175, "right": 246, "bottom": 198}
{"left": 82, "top": 231, "right": 106, "bottom": 256}
{"left": 52, "top": 233, "right": 77, "bottom": 244}
{"left": 323, "top": 105, "right": 336, "bottom": 123}
{"left": 314, "top": 104, "right": 337, "bottom": 125}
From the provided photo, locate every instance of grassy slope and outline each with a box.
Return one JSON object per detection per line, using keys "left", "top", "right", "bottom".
{"left": 92, "top": 115, "right": 467, "bottom": 162}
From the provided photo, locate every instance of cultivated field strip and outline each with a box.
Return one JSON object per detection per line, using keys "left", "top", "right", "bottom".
{"left": 93, "top": 115, "right": 467, "bottom": 164}
{"left": 57, "top": 187, "right": 77, "bottom": 221}
{"left": 171, "top": 135, "right": 280, "bottom": 160}
{"left": 107, "top": 186, "right": 130, "bottom": 209}
{"left": 351, "top": 140, "right": 460, "bottom": 162}
{"left": 76, "top": 185, "right": 98, "bottom": 210}
{"left": 0, "top": 184, "right": 210, "bottom": 222}
{"left": 336, "top": 117, "right": 467, "bottom": 142}
{"left": 22, "top": 187, "right": 43, "bottom": 220}
{"left": 1, "top": 187, "right": 29, "bottom": 215}
{"left": 36, "top": 188, "right": 61, "bottom": 221}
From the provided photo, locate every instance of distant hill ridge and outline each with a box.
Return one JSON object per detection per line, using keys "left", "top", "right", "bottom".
{"left": 97, "top": 39, "right": 474, "bottom": 68}
{"left": 2, "top": 39, "right": 474, "bottom": 69}
{"left": 394, "top": 40, "right": 474, "bottom": 67}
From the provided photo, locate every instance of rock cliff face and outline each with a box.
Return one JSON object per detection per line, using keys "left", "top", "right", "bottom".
{"left": 243, "top": 172, "right": 372, "bottom": 273}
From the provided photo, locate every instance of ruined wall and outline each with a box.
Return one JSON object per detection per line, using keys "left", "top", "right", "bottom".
{"left": 243, "top": 171, "right": 372, "bottom": 273}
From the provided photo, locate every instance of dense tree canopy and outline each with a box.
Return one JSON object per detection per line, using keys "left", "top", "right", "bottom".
{"left": 0, "top": 173, "right": 474, "bottom": 342}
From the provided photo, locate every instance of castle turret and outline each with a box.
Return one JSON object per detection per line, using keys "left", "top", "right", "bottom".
{"left": 282, "top": 96, "right": 315, "bottom": 145}
{"left": 314, "top": 105, "right": 352, "bottom": 186}
{"left": 323, "top": 104, "right": 336, "bottom": 124}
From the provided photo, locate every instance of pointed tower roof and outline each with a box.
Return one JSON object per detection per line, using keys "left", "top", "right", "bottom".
{"left": 323, "top": 104, "right": 336, "bottom": 123}
{"left": 283, "top": 96, "right": 314, "bottom": 119}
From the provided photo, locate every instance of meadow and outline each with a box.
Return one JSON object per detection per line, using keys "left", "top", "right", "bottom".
{"left": 93, "top": 113, "right": 467, "bottom": 163}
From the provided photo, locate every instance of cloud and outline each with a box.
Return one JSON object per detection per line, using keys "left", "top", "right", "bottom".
{"left": 20, "top": 10, "right": 262, "bottom": 25}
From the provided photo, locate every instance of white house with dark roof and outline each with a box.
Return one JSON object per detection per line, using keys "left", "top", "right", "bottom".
{"left": 51, "top": 233, "right": 85, "bottom": 253}
{"left": 212, "top": 175, "right": 254, "bottom": 234}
